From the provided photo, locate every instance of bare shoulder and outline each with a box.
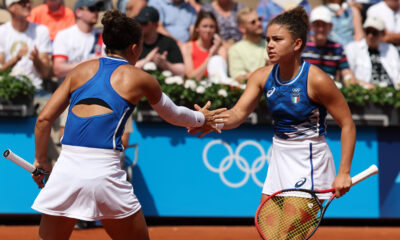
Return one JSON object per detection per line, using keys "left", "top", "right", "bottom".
{"left": 308, "top": 64, "right": 335, "bottom": 87}
{"left": 248, "top": 64, "right": 274, "bottom": 87}
{"left": 68, "top": 59, "right": 100, "bottom": 90}
{"left": 308, "top": 64, "right": 340, "bottom": 103}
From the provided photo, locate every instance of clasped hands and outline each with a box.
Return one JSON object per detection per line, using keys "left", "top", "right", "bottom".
{"left": 188, "top": 101, "right": 228, "bottom": 138}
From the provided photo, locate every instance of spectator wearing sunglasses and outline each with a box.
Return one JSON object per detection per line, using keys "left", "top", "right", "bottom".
{"left": 27, "top": 0, "right": 75, "bottom": 42}
{"left": 345, "top": 16, "right": 400, "bottom": 89}
{"left": 302, "top": 6, "right": 358, "bottom": 86}
{"left": 0, "top": 0, "right": 52, "bottom": 93}
{"left": 228, "top": 8, "right": 269, "bottom": 83}
{"left": 134, "top": 6, "right": 185, "bottom": 77}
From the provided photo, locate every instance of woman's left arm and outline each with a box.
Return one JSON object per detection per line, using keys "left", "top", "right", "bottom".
{"left": 308, "top": 66, "right": 356, "bottom": 198}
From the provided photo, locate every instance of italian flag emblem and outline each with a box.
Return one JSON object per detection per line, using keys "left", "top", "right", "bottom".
{"left": 292, "top": 96, "right": 300, "bottom": 104}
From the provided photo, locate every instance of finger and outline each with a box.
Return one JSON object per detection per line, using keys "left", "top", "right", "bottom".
{"left": 194, "top": 104, "right": 201, "bottom": 111}
{"left": 188, "top": 127, "right": 203, "bottom": 135}
{"left": 202, "top": 101, "right": 211, "bottom": 110}
{"left": 211, "top": 108, "right": 228, "bottom": 114}
{"left": 198, "top": 129, "right": 212, "bottom": 138}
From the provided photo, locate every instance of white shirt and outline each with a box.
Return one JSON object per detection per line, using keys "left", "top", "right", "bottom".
{"left": 53, "top": 25, "right": 104, "bottom": 63}
{"left": 0, "top": 22, "right": 51, "bottom": 90}
{"left": 345, "top": 38, "right": 400, "bottom": 89}
{"left": 367, "top": 2, "right": 400, "bottom": 33}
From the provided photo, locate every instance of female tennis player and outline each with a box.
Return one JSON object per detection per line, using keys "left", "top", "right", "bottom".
{"left": 31, "top": 10, "right": 227, "bottom": 240}
{"left": 191, "top": 6, "right": 356, "bottom": 204}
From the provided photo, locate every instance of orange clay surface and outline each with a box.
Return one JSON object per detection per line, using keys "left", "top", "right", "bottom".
{"left": 0, "top": 225, "right": 400, "bottom": 240}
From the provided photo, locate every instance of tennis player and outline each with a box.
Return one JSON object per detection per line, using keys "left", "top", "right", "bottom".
{"left": 191, "top": 6, "right": 356, "bottom": 201}
{"left": 31, "top": 10, "right": 227, "bottom": 240}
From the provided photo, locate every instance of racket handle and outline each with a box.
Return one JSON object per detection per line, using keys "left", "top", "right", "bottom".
{"left": 351, "top": 164, "right": 379, "bottom": 186}
{"left": 3, "top": 149, "right": 36, "bottom": 173}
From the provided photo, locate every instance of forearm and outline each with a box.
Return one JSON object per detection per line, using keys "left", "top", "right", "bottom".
{"left": 163, "top": 62, "right": 185, "bottom": 77}
{"left": 151, "top": 92, "right": 204, "bottom": 128}
{"left": 34, "top": 117, "right": 53, "bottom": 164}
{"left": 186, "top": 57, "right": 209, "bottom": 80}
{"left": 0, "top": 56, "right": 21, "bottom": 72}
{"left": 33, "top": 57, "right": 51, "bottom": 79}
{"left": 53, "top": 62, "right": 79, "bottom": 78}
{"left": 383, "top": 32, "right": 400, "bottom": 45}
{"left": 338, "top": 121, "right": 356, "bottom": 175}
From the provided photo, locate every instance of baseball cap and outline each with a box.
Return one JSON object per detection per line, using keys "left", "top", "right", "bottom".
{"left": 310, "top": 6, "right": 332, "bottom": 24}
{"left": 5, "top": 0, "right": 22, "bottom": 8}
{"left": 135, "top": 6, "right": 159, "bottom": 24}
{"left": 74, "top": 0, "right": 103, "bottom": 11}
{"left": 363, "top": 16, "right": 385, "bottom": 31}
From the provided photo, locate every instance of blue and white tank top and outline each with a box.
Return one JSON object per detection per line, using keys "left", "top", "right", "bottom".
{"left": 264, "top": 61, "right": 327, "bottom": 140}
{"left": 61, "top": 57, "right": 135, "bottom": 150}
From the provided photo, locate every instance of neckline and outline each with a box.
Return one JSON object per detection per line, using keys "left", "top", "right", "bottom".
{"left": 104, "top": 56, "right": 129, "bottom": 63}
{"left": 275, "top": 61, "right": 306, "bottom": 85}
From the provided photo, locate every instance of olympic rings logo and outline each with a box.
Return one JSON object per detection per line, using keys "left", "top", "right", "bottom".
{"left": 202, "top": 139, "right": 272, "bottom": 188}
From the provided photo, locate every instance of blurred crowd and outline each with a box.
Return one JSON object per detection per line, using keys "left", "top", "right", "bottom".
{"left": 1, "top": 0, "right": 400, "bottom": 106}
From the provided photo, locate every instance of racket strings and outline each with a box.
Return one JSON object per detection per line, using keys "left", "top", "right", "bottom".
{"left": 257, "top": 195, "right": 321, "bottom": 240}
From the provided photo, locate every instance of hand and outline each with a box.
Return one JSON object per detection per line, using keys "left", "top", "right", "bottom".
{"left": 17, "top": 44, "right": 28, "bottom": 60}
{"left": 145, "top": 47, "right": 159, "bottom": 62}
{"left": 32, "top": 159, "right": 52, "bottom": 189}
{"left": 29, "top": 45, "right": 39, "bottom": 62}
{"left": 188, "top": 101, "right": 228, "bottom": 138}
{"left": 331, "top": 172, "right": 352, "bottom": 198}
{"left": 153, "top": 51, "right": 168, "bottom": 70}
{"left": 210, "top": 34, "right": 222, "bottom": 56}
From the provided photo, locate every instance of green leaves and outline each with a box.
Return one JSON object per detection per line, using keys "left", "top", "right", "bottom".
{"left": 0, "top": 69, "right": 35, "bottom": 102}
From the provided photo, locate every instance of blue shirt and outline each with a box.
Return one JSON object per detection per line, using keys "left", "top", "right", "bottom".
{"left": 148, "top": 0, "right": 197, "bottom": 42}
{"left": 61, "top": 57, "right": 135, "bottom": 150}
{"left": 264, "top": 61, "right": 327, "bottom": 140}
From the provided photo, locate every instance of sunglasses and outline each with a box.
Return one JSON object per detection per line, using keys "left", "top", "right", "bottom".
{"left": 365, "top": 28, "right": 380, "bottom": 36}
{"left": 249, "top": 17, "right": 262, "bottom": 25}
{"left": 80, "top": 5, "right": 100, "bottom": 12}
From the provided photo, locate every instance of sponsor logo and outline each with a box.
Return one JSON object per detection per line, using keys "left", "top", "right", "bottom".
{"left": 295, "top": 177, "right": 307, "bottom": 188}
{"left": 266, "top": 87, "right": 276, "bottom": 98}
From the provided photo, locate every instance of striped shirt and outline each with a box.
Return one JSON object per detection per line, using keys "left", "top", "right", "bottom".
{"left": 301, "top": 40, "right": 349, "bottom": 80}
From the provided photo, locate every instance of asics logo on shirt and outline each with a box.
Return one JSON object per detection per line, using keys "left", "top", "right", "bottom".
{"left": 295, "top": 177, "right": 307, "bottom": 188}
{"left": 266, "top": 87, "right": 276, "bottom": 98}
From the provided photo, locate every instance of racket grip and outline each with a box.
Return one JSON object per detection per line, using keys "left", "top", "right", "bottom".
{"left": 3, "top": 149, "right": 36, "bottom": 173}
{"left": 351, "top": 164, "right": 379, "bottom": 186}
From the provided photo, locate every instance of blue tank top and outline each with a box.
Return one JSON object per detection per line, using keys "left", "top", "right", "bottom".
{"left": 61, "top": 57, "right": 135, "bottom": 150}
{"left": 264, "top": 61, "right": 327, "bottom": 140}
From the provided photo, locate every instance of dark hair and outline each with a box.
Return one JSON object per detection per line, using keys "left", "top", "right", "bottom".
{"left": 190, "top": 10, "right": 219, "bottom": 41}
{"left": 101, "top": 10, "right": 142, "bottom": 53}
{"left": 268, "top": 6, "right": 309, "bottom": 52}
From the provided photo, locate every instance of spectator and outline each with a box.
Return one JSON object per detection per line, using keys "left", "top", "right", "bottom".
{"left": 124, "top": 0, "right": 147, "bottom": 18}
{"left": 367, "top": 0, "right": 400, "bottom": 52}
{"left": 345, "top": 16, "right": 400, "bottom": 89}
{"left": 228, "top": 8, "right": 268, "bottom": 83}
{"left": 323, "top": 0, "right": 364, "bottom": 47}
{"left": 148, "top": 0, "right": 197, "bottom": 45}
{"left": 181, "top": 10, "right": 228, "bottom": 82}
{"left": 135, "top": 6, "right": 185, "bottom": 76}
{"left": 257, "top": 0, "right": 311, "bottom": 35}
{"left": 0, "top": 0, "right": 52, "bottom": 94}
{"left": 201, "top": 0, "right": 246, "bottom": 48}
{"left": 27, "top": 0, "right": 75, "bottom": 41}
{"left": 52, "top": 0, "right": 104, "bottom": 83}
{"left": 302, "top": 6, "right": 357, "bottom": 85}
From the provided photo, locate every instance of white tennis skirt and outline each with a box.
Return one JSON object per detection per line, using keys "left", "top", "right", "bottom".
{"left": 262, "top": 135, "right": 336, "bottom": 199}
{"left": 32, "top": 145, "right": 141, "bottom": 221}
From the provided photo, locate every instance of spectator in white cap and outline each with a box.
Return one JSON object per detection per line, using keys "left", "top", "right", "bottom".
{"left": 302, "top": 6, "right": 358, "bottom": 86}
{"left": 345, "top": 16, "right": 400, "bottom": 89}
{"left": 0, "top": 0, "right": 52, "bottom": 94}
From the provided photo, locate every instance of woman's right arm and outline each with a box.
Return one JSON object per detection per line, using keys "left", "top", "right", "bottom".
{"left": 182, "top": 42, "right": 208, "bottom": 80}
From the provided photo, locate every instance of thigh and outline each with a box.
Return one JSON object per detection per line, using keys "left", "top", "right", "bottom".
{"left": 39, "top": 214, "right": 77, "bottom": 240}
{"left": 101, "top": 209, "right": 149, "bottom": 240}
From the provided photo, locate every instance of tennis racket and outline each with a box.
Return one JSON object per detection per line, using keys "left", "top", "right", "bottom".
{"left": 255, "top": 164, "right": 379, "bottom": 240}
{"left": 3, "top": 149, "right": 49, "bottom": 183}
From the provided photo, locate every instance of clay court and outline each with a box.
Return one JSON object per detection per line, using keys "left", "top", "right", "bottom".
{"left": 1, "top": 224, "right": 400, "bottom": 239}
